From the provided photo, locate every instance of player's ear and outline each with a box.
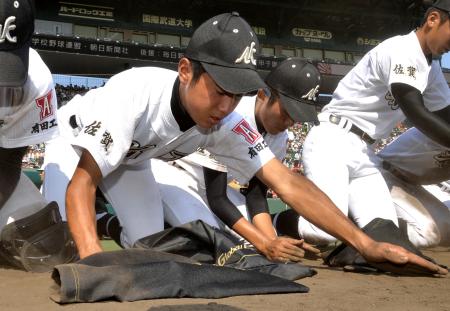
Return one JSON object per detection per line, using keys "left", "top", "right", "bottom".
{"left": 426, "top": 10, "right": 439, "bottom": 28}
{"left": 256, "top": 89, "right": 265, "bottom": 99}
{"left": 178, "top": 57, "right": 193, "bottom": 85}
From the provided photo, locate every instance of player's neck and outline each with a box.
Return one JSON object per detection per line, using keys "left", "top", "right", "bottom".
{"left": 254, "top": 96, "right": 267, "bottom": 134}
{"left": 415, "top": 27, "right": 432, "bottom": 59}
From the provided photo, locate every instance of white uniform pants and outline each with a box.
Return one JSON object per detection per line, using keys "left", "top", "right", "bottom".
{"left": 151, "top": 159, "right": 251, "bottom": 236}
{"left": 300, "top": 121, "right": 398, "bottom": 244}
{"left": 382, "top": 170, "right": 450, "bottom": 247}
{"left": 0, "top": 172, "right": 48, "bottom": 232}
{"left": 42, "top": 137, "right": 164, "bottom": 247}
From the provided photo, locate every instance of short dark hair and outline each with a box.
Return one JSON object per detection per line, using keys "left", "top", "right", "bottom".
{"left": 188, "top": 59, "right": 205, "bottom": 85}
{"left": 421, "top": 7, "right": 449, "bottom": 26}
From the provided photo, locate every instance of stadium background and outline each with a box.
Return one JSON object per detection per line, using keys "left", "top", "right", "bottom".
{"left": 24, "top": 0, "right": 450, "bottom": 199}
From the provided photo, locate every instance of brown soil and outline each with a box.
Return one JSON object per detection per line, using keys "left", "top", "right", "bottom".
{"left": 0, "top": 247, "right": 448, "bottom": 311}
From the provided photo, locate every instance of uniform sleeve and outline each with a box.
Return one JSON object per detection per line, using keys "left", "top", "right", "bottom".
{"left": 380, "top": 42, "right": 429, "bottom": 93}
{"left": 268, "top": 131, "right": 289, "bottom": 161}
{"left": 204, "top": 167, "right": 244, "bottom": 227}
{"left": 69, "top": 73, "right": 145, "bottom": 177}
{"left": 245, "top": 176, "right": 270, "bottom": 219}
{"left": 205, "top": 112, "right": 275, "bottom": 185}
{"left": 422, "top": 61, "right": 450, "bottom": 112}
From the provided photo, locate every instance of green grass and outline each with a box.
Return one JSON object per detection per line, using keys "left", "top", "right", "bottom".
{"left": 100, "top": 239, "right": 121, "bottom": 251}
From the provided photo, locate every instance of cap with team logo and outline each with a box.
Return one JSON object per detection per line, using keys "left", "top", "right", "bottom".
{"left": 432, "top": 0, "right": 450, "bottom": 13}
{"left": 0, "top": 0, "right": 34, "bottom": 87}
{"left": 185, "top": 12, "right": 266, "bottom": 95}
{"left": 265, "top": 58, "right": 321, "bottom": 123}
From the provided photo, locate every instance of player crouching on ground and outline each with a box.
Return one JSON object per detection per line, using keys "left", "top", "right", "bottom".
{"left": 141, "top": 58, "right": 323, "bottom": 262}
{"left": 42, "top": 12, "right": 447, "bottom": 276}
{"left": 273, "top": 0, "right": 450, "bottom": 252}
{"left": 0, "top": 0, "right": 76, "bottom": 272}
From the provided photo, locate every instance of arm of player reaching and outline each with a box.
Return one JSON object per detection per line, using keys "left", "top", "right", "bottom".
{"left": 256, "top": 158, "right": 448, "bottom": 275}
{"left": 204, "top": 167, "right": 318, "bottom": 262}
{"left": 245, "top": 176, "right": 277, "bottom": 239}
{"left": 391, "top": 83, "right": 450, "bottom": 148}
{"left": 66, "top": 149, "right": 103, "bottom": 259}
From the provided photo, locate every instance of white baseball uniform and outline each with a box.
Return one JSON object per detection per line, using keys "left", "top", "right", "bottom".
{"left": 42, "top": 68, "right": 274, "bottom": 247}
{"left": 300, "top": 31, "right": 449, "bottom": 245}
{"left": 0, "top": 48, "right": 58, "bottom": 232}
{"left": 378, "top": 127, "right": 450, "bottom": 247}
{"left": 151, "top": 95, "right": 288, "bottom": 231}
{"left": 0, "top": 48, "right": 58, "bottom": 148}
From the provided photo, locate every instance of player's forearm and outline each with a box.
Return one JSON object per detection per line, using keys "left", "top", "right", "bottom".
{"left": 66, "top": 180, "right": 102, "bottom": 259}
{"left": 252, "top": 213, "right": 277, "bottom": 239}
{"left": 231, "top": 217, "right": 272, "bottom": 254}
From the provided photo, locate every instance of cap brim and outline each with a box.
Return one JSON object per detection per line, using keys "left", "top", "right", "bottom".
{"left": 0, "top": 45, "right": 29, "bottom": 87}
{"left": 201, "top": 62, "right": 266, "bottom": 95}
{"left": 279, "top": 93, "right": 319, "bottom": 123}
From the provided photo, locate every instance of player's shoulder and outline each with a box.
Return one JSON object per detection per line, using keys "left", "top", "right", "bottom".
{"left": 375, "top": 31, "right": 418, "bottom": 57}
{"left": 25, "top": 49, "right": 54, "bottom": 100}
{"left": 233, "top": 95, "right": 256, "bottom": 116}
{"left": 27, "top": 48, "right": 53, "bottom": 84}
{"left": 107, "top": 66, "right": 177, "bottom": 91}
{"left": 127, "top": 66, "right": 177, "bottom": 80}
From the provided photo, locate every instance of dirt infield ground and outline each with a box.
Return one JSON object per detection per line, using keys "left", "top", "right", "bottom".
{"left": 0, "top": 247, "right": 448, "bottom": 311}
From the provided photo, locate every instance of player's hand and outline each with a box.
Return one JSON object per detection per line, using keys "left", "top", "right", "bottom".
{"left": 264, "top": 237, "right": 320, "bottom": 262}
{"left": 359, "top": 241, "right": 448, "bottom": 276}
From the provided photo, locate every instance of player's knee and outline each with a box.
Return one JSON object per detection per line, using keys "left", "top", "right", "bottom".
{"left": 298, "top": 218, "right": 338, "bottom": 245}
{"left": 406, "top": 221, "right": 441, "bottom": 248}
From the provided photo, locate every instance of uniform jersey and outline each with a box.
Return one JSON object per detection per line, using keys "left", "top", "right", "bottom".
{"left": 378, "top": 127, "right": 450, "bottom": 184}
{"left": 56, "top": 67, "right": 274, "bottom": 182}
{"left": 0, "top": 48, "right": 58, "bottom": 148}
{"left": 323, "top": 31, "right": 449, "bottom": 139}
{"left": 176, "top": 95, "right": 288, "bottom": 184}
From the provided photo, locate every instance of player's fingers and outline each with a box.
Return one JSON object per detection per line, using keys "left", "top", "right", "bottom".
{"left": 276, "top": 252, "right": 302, "bottom": 263}
{"left": 277, "top": 241, "right": 306, "bottom": 258}
{"left": 285, "top": 238, "right": 320, "bottom": 252}
{"left": 298, "top": 240, "right": 321, "bottom": 254}
{"left": 404, "top": 252, "right": 448, "bottom": 275}
{"left": 283, "top": 238, "right": 321, "bottom": 255}
{"left": 377, "top": 244, "right": 448, "bottom": 275}
{"left": 269, "top": 241, "right": 305, "bottom": 259}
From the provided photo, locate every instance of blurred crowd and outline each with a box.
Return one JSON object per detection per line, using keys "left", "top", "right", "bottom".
{"left": 54, "top": 84, "right": 94, "bottom": 108}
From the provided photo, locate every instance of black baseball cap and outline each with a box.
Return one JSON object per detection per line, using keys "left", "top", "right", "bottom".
{"left": 265, "top": 58, "right": 321, "bottom": 123}
{"left": 0, "top": 0, "right": 34, "bottom": 87}
{"left": 185, "top": 12, "right": 266, "bottom": 95}
{"left": 433, "top": 0, "right": 450, "bottom": 13}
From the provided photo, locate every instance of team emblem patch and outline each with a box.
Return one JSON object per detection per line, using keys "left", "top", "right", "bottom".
{"left": 232, "top": 119, "right": 261, "bottom": 144}
{"left": 35, "top": 91, "right": 54, "bottom": 121}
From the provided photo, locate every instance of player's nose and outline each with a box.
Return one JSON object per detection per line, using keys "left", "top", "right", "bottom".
{"left": 217, "top": 96, "right": 240, "bottom": 116}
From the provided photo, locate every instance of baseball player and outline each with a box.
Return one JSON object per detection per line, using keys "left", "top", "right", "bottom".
{"left": 378, "top": 127, "right": 450, "bottom": 247}
{"left": 286, "top": 0, "right": 450, "bottom": 246}
{"left": 147, "top": 58, "right": 322, "bottom": 262}
{"left": 0, "top": 0, "right": 75, "bottom": 272}
{"left": 41, "top": 13, "right": 447, "bottom": 276}
{"left": 42, "top": 12, "right": 270, "bottom": 257}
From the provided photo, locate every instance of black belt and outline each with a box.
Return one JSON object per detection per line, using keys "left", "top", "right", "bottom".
{"left": 328, "top": 115, "right": 376, "bottom": 145}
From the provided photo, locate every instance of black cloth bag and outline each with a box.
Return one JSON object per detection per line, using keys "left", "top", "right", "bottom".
{"left": 52, "top": 248, "right": 309, "bottom": 303}
{"left": 52, "top": 220, "right": 315, "bottom": 303}
{"left": 135, "top": 220, "right": 316, "bottom": 281}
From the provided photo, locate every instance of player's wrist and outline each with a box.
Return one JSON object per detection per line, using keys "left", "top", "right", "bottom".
{"left": 78, "top": 242, "right": 103, "bottom": 259}
{"left": 350, "top": 231, "right": 375, "bottom": 255}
